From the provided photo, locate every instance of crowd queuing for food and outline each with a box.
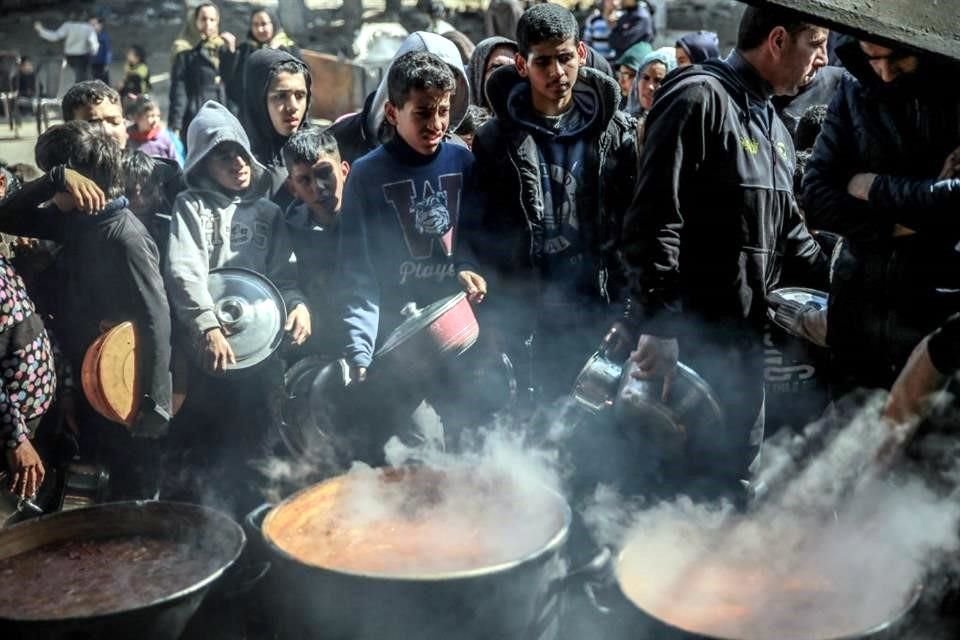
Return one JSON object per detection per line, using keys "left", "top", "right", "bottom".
{"left": 0, "top": 0, "right": 958, "bottom": 533}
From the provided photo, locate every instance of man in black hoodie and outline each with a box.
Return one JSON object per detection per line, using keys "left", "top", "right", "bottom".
{"left": 240, "top": 48, "right": 311, "bottom": 210}
{"left": 620, "top": 6, "right": 829, "bottom": 498}
{"left": 467, "top": 3, "right": 639, "bottom": 400}
{"left": 802, "top": 37, "right": 960, "bottom": 395}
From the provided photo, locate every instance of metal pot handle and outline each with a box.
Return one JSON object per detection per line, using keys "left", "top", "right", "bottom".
{"left": 556, "top": 547, "right": 617, "bottom": 615}
{"left": 244, "top": 502, "right": 273, "bottom": 535}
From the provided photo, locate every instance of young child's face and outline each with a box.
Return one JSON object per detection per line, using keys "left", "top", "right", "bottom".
{"left": 517, "top": 37, "right": 586, "bottom": 106}
{"left": 385, "top": 87, "right": 451, "bottom": 156}
{"left": 19, "top": 60, "right": 33, "bottom": 74}
{"left": 126, "top": 49, "right": 140, "bottom": 66}
{"left": 267, "top": 71, "right": 308, "bottom": 137}
{"left": 288, "top": 154, "right": 349, "bottom": 221}
{"left": 207, "top": 142, "right": 252, "bottom": 192}
{"left": 136, "top": 106, "right": 160, "bottom": 133}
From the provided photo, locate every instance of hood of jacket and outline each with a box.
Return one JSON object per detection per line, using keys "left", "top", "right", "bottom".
{"left": 468, "top": 36, "right": 517, "bottom": 107}
{"left": 241, "top": 47, "right": 312, "bottom": 167}
{"left": 657, "top": 50, "right": 772, "bottom": 121}
{"left": 676, "top": 31, "right": 720, "bottom": 64}
{"left": 485, "top": 63, "right": 622, "bottom": 135}
{"left": 365, "top": 31, "right": 470, "bottom": 140}
{"left": 834, "top": 34, "right": 959, "bottom": 100}
{"left": 184, "top": 100, "right": 269, "bottom": 200}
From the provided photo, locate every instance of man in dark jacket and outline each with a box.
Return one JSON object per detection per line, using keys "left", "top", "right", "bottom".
{"left": 801, "top": 37, "right": 960, "bottom": 394}
{"left": 620, "top": 6, "right": 829, "bottom": 498}
{"left": 0, "top": 121, "right": 172, "bottom": 498}
{"left": 467, "top": 3, "right": 639, "bottom": 400}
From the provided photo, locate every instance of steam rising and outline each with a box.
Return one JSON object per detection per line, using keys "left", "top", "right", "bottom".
{"left": 590, "top": 392, "right": 960, "bottom": 640}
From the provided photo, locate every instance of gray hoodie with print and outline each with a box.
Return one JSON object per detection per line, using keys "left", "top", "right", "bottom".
{"left": 167, "top": 100, "right": 304, "bottom": 339}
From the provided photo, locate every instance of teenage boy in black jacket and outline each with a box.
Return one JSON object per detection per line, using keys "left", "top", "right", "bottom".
{"left": 0, "top": 121, "right": 172, "bottom": 497}
{"left": 620, "top": 6, "right": 830, "bottom": 498}
{"left": 467, "top": 3, "right": 639, "bottom": 400}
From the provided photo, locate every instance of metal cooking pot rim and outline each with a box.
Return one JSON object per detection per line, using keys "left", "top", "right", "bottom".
{"left": 613, "top": 545, "right": 923, "bottom": 640}
{"left": 260, "top": 472, "right": 572, "bottom": 582}
{"left": 0, "top": 500, "right": 246, "bottom": 621}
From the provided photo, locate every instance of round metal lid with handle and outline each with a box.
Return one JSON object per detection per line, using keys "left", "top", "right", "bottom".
{"left": 207, "top": 267, "right": 286, "bottom": 372}
{"left": 374, "top": 291, "right": 478, "bottom": 358}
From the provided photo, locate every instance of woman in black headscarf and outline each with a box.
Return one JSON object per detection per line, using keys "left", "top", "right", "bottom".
{"left": 225, "top": 8, "right": 300, "bottom": 114}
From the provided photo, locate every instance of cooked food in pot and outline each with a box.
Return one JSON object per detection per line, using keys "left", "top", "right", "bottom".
{"left": 263, "top": 467, "right": 565, "bottom": 576}
{"left": 0, "top": 536, "right": 219, "bottom": 619}
{"left": 617, "top": 518, "right": 918, "bottom": 640}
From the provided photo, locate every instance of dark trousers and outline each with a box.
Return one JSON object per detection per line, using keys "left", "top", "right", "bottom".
{"left": 65, "top": 55, "right": 91, "bottom": 83}
{"left": 91, "top": 63, "right": 109, "bottom": 84}
{"left": 163, "top": 357, "right": 284, "bottom": 518}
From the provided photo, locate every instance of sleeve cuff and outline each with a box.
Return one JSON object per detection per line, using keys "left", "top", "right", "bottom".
{"left": 194, "top": 310, "right": 221, "bottom": 337}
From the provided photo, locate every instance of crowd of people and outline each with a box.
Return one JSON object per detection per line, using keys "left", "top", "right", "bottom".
{"left": 1, "top": 1, "right": 958, "bottom": 524}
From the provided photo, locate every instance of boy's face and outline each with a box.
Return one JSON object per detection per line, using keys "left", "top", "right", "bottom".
{"left": 207, "top": 142, "right": 252, "bottom": 192}
{"left": 267, "top": 71, "right": 308, "bottom": 137}
{"left": 126, "top": 49, "right": 139, "bottom": 66}
{"left": 516, "top": 38, "right": 586, "bottom": 106}
{"left": 287, "top": 154, "right": 350, "bottom": 221}
{"left": 136, "top": 107, "right": 160, "bottom": 133}
{"left": 385, "top": 87, "right": 451, "bottom": 156}
{"left": 75, "top": 99, "right": 128, "bottom": 149}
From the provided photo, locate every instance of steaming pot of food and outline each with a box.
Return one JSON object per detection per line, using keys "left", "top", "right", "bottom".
{"left": 373, "top": 292, "right": 480, "bottom": 376}
{"left": 247, "top": 465, "right": 571, "bottom": 640}
{"left": 593, "top": 523, "right": 922, "bottom": 640}
{"left": 0, "top": 501, "right": 245, "bottom": 640}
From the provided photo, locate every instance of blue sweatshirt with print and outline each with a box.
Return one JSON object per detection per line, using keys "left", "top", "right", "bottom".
{"left": 337, "top": 137, "right": 474, "bottom": 367}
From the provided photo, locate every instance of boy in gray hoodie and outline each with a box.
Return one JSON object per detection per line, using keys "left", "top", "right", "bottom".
{"left": 167, "top": 100, "right": 309, "bottom": 369}
{"left": 165, "top": 100, "right": 308, "bottom": 514}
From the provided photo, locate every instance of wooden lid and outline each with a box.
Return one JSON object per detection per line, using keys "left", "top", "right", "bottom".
{"left": 81, "top": 322, "right": 139, "bottom": 427}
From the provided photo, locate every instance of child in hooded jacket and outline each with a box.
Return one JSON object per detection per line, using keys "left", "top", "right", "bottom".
{"left": 165, "top": 99, "right": 308, "bottom": 515}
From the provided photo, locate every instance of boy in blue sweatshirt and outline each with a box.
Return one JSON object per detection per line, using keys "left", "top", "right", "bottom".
{"left": 337, "top": 50, "right": 486, "bottom": 384}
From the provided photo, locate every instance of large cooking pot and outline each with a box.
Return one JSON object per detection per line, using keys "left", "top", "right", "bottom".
{"left": 0, "top": 501, "right": 245, "bottom": 640}
{"left": 247, "top": 466, "right": 572, "bottom": 640}
{"left": 586, "top": 534, "right": 922, "bottom": 640}
{"left": 373, "top": 292, "right": 479, "bottom": 377}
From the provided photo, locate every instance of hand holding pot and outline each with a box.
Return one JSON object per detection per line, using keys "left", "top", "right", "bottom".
{"left": 629, "top": 335, "right": 678, "bottom": 402}
{"left": 204, "top": 327, "right": 236, "bottom": 373}
{"left": 285, "top": 303, "right": 312, "bottom": 346}
{"left": 457, "top": 270, "right": 487, "bottom": 304}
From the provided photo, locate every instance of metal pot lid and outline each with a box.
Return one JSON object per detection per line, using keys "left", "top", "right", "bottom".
{"left": 207, "top": 268, "right": 286, "bottom": 372}
{"left": 744, "top": 0, "right": 960, "bottom": 63}
{"left": 375, "top": 292, "right": 467, "bottom": 357}
{"left": 768, "top": 286, "right": 829, "bottom": 335}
